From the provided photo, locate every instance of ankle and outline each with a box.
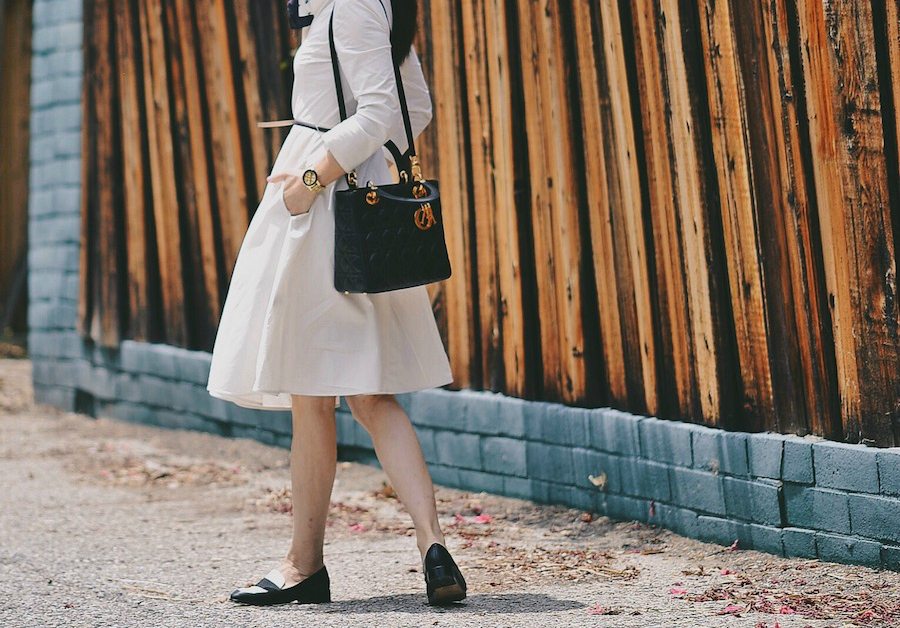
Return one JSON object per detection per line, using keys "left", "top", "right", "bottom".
{"left": 417, "top": 533, "right": 447, "bottom": 560}
{"left": 283, "top": 553, "right": 325, "bottom": 576}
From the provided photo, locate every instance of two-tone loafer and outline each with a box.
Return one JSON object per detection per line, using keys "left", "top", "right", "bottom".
{"left": 229, "top": 564, "right": 331, "bottom": 606}
{"left": 422, "top": 542, "right": 467, "bottom": 605}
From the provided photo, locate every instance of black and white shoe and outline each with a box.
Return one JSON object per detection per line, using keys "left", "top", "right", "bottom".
{"left": 423, "top": 543, "right": 467, "bottom": 605}
{"left": 229, "top": 564, "right": 331, "bottom": 606}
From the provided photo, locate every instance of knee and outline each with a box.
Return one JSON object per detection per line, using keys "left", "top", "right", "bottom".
{"left": 346, "top": 394, "right": 395, "bottom": 430}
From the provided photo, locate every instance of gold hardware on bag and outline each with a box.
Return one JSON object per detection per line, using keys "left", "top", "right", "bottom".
{"left": 399, "top": 170, "right": 409, "bottom": 183}
{"left": 366, "top": 190, "right": 379, "bottom": 205}
{"left": 414, "top": 202, "right": 436, "bottom": 231}
{"left": 410, "top": 155, "right": 424, "bottom": 182}
{"left": 412, "top": 183, "right": 427, "bottom": 199}
{"left": 347, "top": 170, "right": 358, "bottom": 188}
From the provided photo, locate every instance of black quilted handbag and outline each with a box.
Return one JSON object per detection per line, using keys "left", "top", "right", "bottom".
{"left": 327, "top": 6, "right": 451, "bottom": 293}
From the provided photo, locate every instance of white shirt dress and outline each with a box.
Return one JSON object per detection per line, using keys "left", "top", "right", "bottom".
{"left": 205, "top": 0, "right": 453, "bottom": 410}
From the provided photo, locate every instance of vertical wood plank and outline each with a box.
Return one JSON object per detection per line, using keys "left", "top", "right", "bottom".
{"left": 697, "top": 0, "right": 775, "bottom": 431}
{"left": 575, "top": 0, "right": 659, "bottom": 412}
{"left": 733, "top": 0, "right": 840, "bottom": 436}
{"left": 515, "top": 0, "right": 587, "bottom": 401}
{"left": 459, "top": 0, "right": 501, "bottom": 390}
{"left": 460, "top": 0, "right": 527, "bottom": 394}
{"left": 77, "top": 0, "right": 97, "bottom": 339}
{"left": 630, "top": 0, "right": 737, "bottom": 425}
{"left": 232, "top": 1, "right": 269, "bottom": 202}
{"left": 195, "top": 0, "right": 250, "bottom": 278}
{"left": 114, "top": 0, "right": 151, "bottom": 341}
{"left": 627, "top": 0, "right": 695, "bottom": 419}
{"left": 93, "top": 0, "right": 121, "bottom": 347}
{"left": 428, "top": 0, "right": 477, "bottom": 389}
{"left": 139, "top": 0, "right": 187, "bottom": 346}
{"left": 0, "top": 0, "right": 32, "bottom": 319}
{"left": 797, "top": 0, "right": 900, "bottom": 446}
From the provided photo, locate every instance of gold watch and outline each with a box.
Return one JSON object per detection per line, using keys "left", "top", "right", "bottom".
{"left": 302, "top": 168, "right": 325, "bottom": 194}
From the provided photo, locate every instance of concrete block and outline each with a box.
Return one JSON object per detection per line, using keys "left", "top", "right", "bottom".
{"left": 335, "top": 412, "right": 355, "bottom": 445}
{"left": 696, "top": 515, "right": 749, "bottom": 547}
{"left": 782, "top": 437, "right": 814, "bottom": 483}
{"left": 877, "top": 450, "right": 900, "bottom": 497}
{"left": 723, "top": 477, "right": 783, "bottom": 526}
{"left": 32, "top": 383, "right": 76, "bottom": 411}
{"left": 462, "top": 392, "right": 503, "bottom": 436}
{"left": 253, "top": 410, "right": 291, "bottom": 437}
{"left": 848, "top": 494, "right": 900, "bottom": 543}
{"left": 457, "top": 468, "right": 505, "bottom": 495}
{"left": 649, "top": 503, "right": 700, "bottom": 538}
{"left": 604, "top": 494, "right": 651, "bottom": 524}
{"left": 525, "top": 442, "right": 574, "bottom": 485}
{"left": 77, "top": 362, "right": 116, "bottom": 400}
{"left": 481, "top": 436, "right": 527, "bottom": 477}
{"left": 413, "top": 426, "right": 437, "bottom": 463}
{"left": 639, "top": 417, "right": 693, "bottom": 467}
{"left": 175, "top": 350, "right": 212, "bottom": 385}
{"left": 748, "top": 525, "right": 784, "bottom": 556}
{"left": 589, "top": 408, "right": 641, "bottom": 456}
{"left": 406, "top": 389, "right": 452, "bottom": 429}
{"left": 693, "top": 428, "right": 750, "bottom": 476}
{"left": 670, "top": 467, "right": 726, "bottom": 515}
{"left": 783, "top": 484, "right": 850, "bottom": 534}
{"left": 144, "top": 343, "right": 182, "bottom": 380}
{"left": 814, "top": 441, "right": 879, "bottom": 494}
{"left": 619, "top": 458, "right": 672, "bottom": 502}
{"left": 494, "top": 395, "right": 527, "bottom": 438}
{"left": 571, "top": 448, "right": 621, "bottom": 493}
{"left": 815, "top": 532, "right": 882, "bottom": 567}
{"left": 539, "top": 406, "right": 591, "bottom": 448}
{"left": 503, "top": 476, "right": 533, "bottom": 501}
{"left": 782, "top": 527, "right": 817, "bottom": 558}
{"left": 748, "top": 433, "right": 785, "bottom": 479}
{"left": 882, "top": 545, "right": 900, "bottom": 571}
{"left": 434, "top": 430, "right": 482, "bottom": 471}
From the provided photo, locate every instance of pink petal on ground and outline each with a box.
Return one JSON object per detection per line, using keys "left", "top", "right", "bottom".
{"left": 474, "top": 513, "right": 493, "bottom": 524}
{"left": 348, "top": 522, "right": 366, "bottom": 532}
{"left": 669, "top": 587, "right": 688, "bottom": 596}
{"left": 718, "top": 604, "right": 744, "bottom": 615}
{"left": 778, "top": 606, "right": 796, "bottom": 615}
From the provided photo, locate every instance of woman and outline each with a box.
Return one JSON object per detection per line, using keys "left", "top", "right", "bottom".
{"left": 205, "top": 0, "right": 466, "bottom": 607}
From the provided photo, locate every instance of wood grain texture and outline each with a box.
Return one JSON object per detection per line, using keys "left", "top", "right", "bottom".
{"left": 0, "top": 0, "right": 31, "bottom": 316}
{"left": 76, "top": 0, "right": 900, "bottom": 445}
{"left": 427, "top": 0, "right": 477, "bottom": 389}
{"left": 797, "top": 0, "right": 900, "bottom": 445}
{"left": 515, "top": 0, "right": 587, "bottom": 401}
{"left": 698, "top": 0, "right": 775, "bottom": 431}
{"left": 140, "top": 0, "right": 187, "bottom": 346}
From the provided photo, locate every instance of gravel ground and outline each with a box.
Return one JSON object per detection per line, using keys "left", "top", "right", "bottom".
{"left": 1, "top": 358, "right": 899, "bottom": 628}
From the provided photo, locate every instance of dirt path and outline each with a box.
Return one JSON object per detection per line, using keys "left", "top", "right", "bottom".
{"left": 1, "top": 358, "right": 898, "bottom": 627}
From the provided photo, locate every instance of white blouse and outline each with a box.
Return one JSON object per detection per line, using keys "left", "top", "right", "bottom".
{"left": 293, "top": 0, "right": 433, "bottom": 174}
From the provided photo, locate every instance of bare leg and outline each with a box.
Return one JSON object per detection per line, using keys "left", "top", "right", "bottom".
{"left": 278, "top": 394, "right": 337, "bottom": 588}
{"left": 346, "top": 394, "right": 446, "bottom": 561}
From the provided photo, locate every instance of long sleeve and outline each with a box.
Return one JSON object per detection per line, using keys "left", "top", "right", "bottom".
{"left": 321, "top": 0, "right": 401, "bottom": 173}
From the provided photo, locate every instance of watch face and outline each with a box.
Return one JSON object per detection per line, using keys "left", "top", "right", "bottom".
{"left": 302, "top": 169, "right": 318, "bottom": 186}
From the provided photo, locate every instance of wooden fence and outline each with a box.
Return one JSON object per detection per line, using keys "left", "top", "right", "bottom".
{"left": 79, "top": 0, "right": 900, "bottom": 447}
{"left": 0, "top": 0, "right": 32, "bottom": 333}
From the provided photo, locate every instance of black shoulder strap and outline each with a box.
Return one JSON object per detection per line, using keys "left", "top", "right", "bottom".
{"left": 327, "top": 0, "right": 417, "bottom": 181}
